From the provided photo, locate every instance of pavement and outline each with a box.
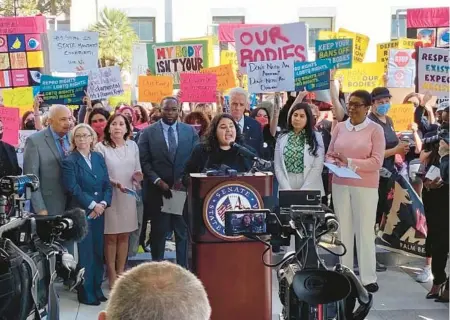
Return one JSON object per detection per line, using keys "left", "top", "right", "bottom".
{"left": 57, "top": 248, "right": 449, "bottom": 320}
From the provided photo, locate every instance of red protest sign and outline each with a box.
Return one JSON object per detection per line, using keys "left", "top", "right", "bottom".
{"left": 234, "top": 22, "right": 308, "bottom": 74}
{"left": 180, "top": 73, "right": 217, "bottom": 103}
{"left": 0, "top": 107, "right": 19, "bottom": 146}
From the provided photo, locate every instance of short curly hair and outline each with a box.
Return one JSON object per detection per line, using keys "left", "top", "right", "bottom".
{"left": 184, "top": 111, "right": 210, "bottom": 137}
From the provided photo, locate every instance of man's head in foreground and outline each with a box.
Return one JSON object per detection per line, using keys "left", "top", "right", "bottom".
{"left": 98, "top": 261, "right": 211, "bottom": 320}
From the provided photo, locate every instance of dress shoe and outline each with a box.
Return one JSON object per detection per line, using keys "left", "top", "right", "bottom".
{"left": 364, "top": 283, "right": 379, "bottom": 293}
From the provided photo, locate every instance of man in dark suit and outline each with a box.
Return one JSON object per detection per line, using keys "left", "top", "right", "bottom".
{"left": 229, "top": 87, "right": 264, "bottom": 156}
{"left": 0, "top": 120, "right": 22, "bottom": 178}
{"left": 138, "top": 97, "right": 199, "bottom": 268}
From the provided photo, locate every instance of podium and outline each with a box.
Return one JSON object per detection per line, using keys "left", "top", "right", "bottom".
{"left": 188, "top": 172, "right": 273, "bottom": 320}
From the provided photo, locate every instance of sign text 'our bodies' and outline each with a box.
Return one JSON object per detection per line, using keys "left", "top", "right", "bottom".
{"left": 156, "top": 45, "right": 204, "bottom": 73}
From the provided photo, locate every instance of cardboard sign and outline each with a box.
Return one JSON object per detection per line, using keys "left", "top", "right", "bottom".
{"left": 247, "top": 60, "right": 294, "bottom": 93}
{"left": 315, "top": 39, "right": 353, "bottom": 69}
{"left": 377, "top": 41, "right": 400, "bottom": 70}
{"left": 180, "top": 73, "right": 217, "bottom": 103}
{"left": 387, "top": 104, "right": 414, "bottom": 132}
{"left": 49, "top": 31, "right": 99, "bottom": 72}
{"left": 319, "top": 29, "right": 369, "bottom": 63}
{"left": 338, "top": 62, "right": 384, "bottom": 93}
{"left": 220, "top": 50, "right": 248, "bottom": 90}
{"left": 234, "top": 22, "right": 308, "bottom": 74}
{"left": 0, "top": 107, "right": 19, "bottom": 146}
{"left": 201, "top": 64, "right": 236, "bottom": 91}
{"left": 387, "top": 49, "right": 415, "bottom": 88}
{"left": 147, "top": 40, "right": 209, "bottom": 89}
{"left": 294, "top": 60, "right": 330, "bottom": 92}
{"left": 417, "top": 47, "right": 449, "bottom": 97}
{"left": 138, "top": 76, "right": 173, "bottom": 103}
{"left": 78, "top": 66, "right": 124, "bottom": 100}
{"left": 109, "top": 89, "right": 132, "bottom": 106}
{"left": 40, "top": 75, "right": 88, "bottom": 104}
{"left": 1, "top": 86, "right": 34, "bottom": 115}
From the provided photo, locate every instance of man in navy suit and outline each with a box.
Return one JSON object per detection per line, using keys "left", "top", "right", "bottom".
{"left": 138, "top": 97, "right": 199, "bottom": 268}
{"left": 229, "top": 87, "right": 264, "bottom": 156}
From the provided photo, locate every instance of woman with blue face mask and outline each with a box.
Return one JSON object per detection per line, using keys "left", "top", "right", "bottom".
{"left": 368, "top": 87, "right": 410, "bottom": 226}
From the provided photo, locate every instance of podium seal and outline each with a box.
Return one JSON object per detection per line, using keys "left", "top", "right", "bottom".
{"left": 203, "top": 182, "right": 263, "bottom": 240}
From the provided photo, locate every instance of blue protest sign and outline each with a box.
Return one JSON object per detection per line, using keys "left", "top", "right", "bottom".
{"left": 315, "top": 39, "right": 353, "bottom": 69}
{"left": 294, "top": 60, "right": 330, "bottom": 92}
{"left": 40, "top": 75, "right": 88, "bottom": 104}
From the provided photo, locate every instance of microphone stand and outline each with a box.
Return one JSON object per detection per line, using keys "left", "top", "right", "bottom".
{"left": 247, "top": 158, "right": 270, "bottom": 175}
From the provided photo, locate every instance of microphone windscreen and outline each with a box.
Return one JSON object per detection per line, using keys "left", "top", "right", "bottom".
{"left": 61, "top": 208, "right": 88, "bottom": 242}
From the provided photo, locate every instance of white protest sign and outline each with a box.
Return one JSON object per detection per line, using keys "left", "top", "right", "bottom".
{"left": 388, "top": 49, "right": 415, "bottom": 69}
{"left": 131, "top": 43, "right": 149, "bottom": 102}
{"left": 387, "top": 49, "right": 416, "bottom": 88}
{"left": 49, "top": 31, "right": 99, "bottom": 72}
{"left": 78, "top": 66, "right": 124, "bottom": 100}
{"left": 234, "top": 22, "right": 307, "bottom": 74}
{"left": 247, "top": 60, "right": 294, "bottom": 93}
{"left": 417, "top": 47, "right": 449, "bottom": 98}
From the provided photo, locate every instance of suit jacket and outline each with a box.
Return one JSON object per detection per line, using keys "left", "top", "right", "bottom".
{"left": 242, "top": 116, "right": 264, "bottom": 157}
{"left": 138, "top": 120, "right": 199, "bottom": 206}
{"left": 23, "top": 127, "right": 68, "bottom": 215}
{"left": 1, "top": 141, "right": 21, "bottom": 175}
{"left": 62, "top": 151, "right": 113, "bottom": 214}
{"left": 274, "top": 131, "right": 325, "bottom": 195}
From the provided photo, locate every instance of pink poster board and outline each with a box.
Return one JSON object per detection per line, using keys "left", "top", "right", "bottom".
{"left": 180, "top": 73, "right": 217, "bottom": 103}
{"left": 0, "top": 107, "right": 19, "bottom": 146}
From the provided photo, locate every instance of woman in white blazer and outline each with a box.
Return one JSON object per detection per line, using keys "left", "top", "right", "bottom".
{"left": 274, "top": 103, "right": 325, "bottom": 195}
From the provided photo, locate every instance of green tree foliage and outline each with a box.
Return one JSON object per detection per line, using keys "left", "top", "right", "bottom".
{"left": 88, "top": 8, "right": 138, "bottom": 70}
{"left": 0, "top": 0, "right": 70, "bottom": 17}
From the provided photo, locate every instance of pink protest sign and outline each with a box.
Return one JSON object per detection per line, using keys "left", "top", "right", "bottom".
{"left": 234, "top": 22, "right": 308, "bottom": 74}
{"left": 0, "top": 16, "right": 46, "bottom": 34}
{"left": 0, "top": 107, "right": 19, "bottom": 146}
{"left": 180, "top": 73, "right": 217, "bottom": 103}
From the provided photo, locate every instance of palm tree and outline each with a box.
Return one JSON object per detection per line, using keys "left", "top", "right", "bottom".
{"left": 88, "top": 8, "right": 138, "bottom": 70}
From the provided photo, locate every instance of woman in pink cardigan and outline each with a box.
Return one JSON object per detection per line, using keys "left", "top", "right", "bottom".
{"left": 326, "top": 90, "right": 386, "bottom": 293}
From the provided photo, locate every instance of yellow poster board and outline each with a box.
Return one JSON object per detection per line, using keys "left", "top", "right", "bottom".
{"left": 377, "top": 41, "right": 399, "bottom": 71}
{"left": 337, "top": 62, "right": 385, "bottom": 93}
{"left": 388, "top": 103, "right": 415, "bottom": 132}
{"left": 109, "top": 90, "right": 132, "bottom": 107}
{"left": 220, "top": 50, "right": 248, "bottom": 91}
{"left": 1, "top": 87, "right": 34, "bottom": 115}
{"left": 338, "top": 28, "right": 370, "bottom": 63}
{"left": 202, "top": 64, "right": 236, "bottom": 91}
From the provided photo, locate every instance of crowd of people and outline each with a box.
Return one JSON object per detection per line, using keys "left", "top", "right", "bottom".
{"left": 0, "top": 69, "right": 448, "bottom": 312}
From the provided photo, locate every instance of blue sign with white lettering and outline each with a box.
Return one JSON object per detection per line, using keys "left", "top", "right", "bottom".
{"left": 40, "top": 75, "right": 88, "bottom": 104}
{"left": 315, "top": 39, "right": 353, "bottom": 70}
{"left": 294, "top": 60, "right": 330, "bottom": 92}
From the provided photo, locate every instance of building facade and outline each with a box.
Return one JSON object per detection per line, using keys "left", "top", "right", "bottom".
{"left": 70, "top": 0, "right": 449, "bottom": 62}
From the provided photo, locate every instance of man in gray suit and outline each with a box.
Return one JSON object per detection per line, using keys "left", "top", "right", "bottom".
{"left": 23, "top": 104, "right": 72, "bottom": 216}
{"left": 138, "top": 96, "right": 199, "bottom": 268}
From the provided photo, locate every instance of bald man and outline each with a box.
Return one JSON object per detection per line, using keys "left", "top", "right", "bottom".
{"left": 23, "top": 105, "right": 72, "bottom": 216}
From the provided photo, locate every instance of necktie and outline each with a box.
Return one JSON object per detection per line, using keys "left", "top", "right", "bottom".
{"left": 59, "top": 138, "right": 68, "bottom": 157}
{"left": 168, "top": 126, "right": 177, "bottom": 160}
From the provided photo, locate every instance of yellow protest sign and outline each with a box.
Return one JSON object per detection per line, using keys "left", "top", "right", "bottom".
{"left": 138, "top": 76, "right": 173, "bottom": 103}
{"left": 338, "top": 28, "right": 370, "bottom": 63}
{"left": 398, "top": 38, "right": 418, "bottom": 49}
{"left": 109, "top": 90, "right": 131, "bottom": 107}
{"left": 220, "top": 50, "right": 248, "bottom": 90}
{"left": 202, "top": 64, "right": 236, "bottom": 91}
{"left": 377, "top": 41, "right": 400, "bottom": 71}
{"left": 1, "top": 87, "right": 34, "bottom": 115}
{"left": 337, "top": 62, "right": 384, "bottom": 93}
{"left": 318, "top": 31, "right": 349, "bottom": 40}
{"left": 181, "top": 36, "right": 216, "bottom": 67}
{"left": 387, "top": 103, "right": 414, "bottom": 132}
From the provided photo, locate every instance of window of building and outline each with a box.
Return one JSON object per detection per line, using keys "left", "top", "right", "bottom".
{"left": 298, "top": 17, "right": 334, "bottom": 49}
{"left": 391, "top": 14, "right": 407, "bottom": 40}
{"left": 48, "top": 20, "right": 70, "bottom": 31}
{"left": 129, "top": 17, "right": 156, "bottom": 42}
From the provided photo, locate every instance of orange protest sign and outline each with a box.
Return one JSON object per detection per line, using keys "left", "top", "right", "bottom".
{"left": 138, "top": 76, "right": 173, "bottom": 103}
{"left": 387, "top": 103, "right": 415, "bottom": 132}
{"left": 201, "top": 64, "right": 236, "bottom": 91}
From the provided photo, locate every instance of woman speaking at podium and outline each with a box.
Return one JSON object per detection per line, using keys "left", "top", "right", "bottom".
{"left": 184, "top": 114, "right": 254, "bottom": 179}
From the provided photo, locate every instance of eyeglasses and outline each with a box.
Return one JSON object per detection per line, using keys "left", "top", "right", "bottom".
{"left": 75, "top": 134, "right": 92, "bottom": 140}
{"left": 348, "top": 102, "right": 366, "bottom": 108}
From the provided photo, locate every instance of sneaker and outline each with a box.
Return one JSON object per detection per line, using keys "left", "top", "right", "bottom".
{"left": 416, "top": 266, "right": 432, "bottom": 283}
{"left": 364, "top": 283, "right": 379, "bottom": 293}
{"left": 376, "top": 261, "right": 387, "bottom": 272}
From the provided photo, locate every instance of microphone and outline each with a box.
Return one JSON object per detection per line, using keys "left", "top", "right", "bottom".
{"left": 31, "top": 208, "right": 88, "bottom": 242}
{"left": 230, "top": 142, "right": 272, "bottom": 169}
{"left": 324, "top": 212, "right": 339, "bottom": 233}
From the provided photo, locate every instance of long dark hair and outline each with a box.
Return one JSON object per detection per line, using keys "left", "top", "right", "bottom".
{"left": 250, "top": 107, "right": 271, "bottom": 124}
{"left": 203, "top": 113, "right": 244, "bottom": 152}
{"left": 102, "top": 114, "right": 132, "bottom": 148}
{"left": 285, "top": 103, "right": 318, "bottom": 157}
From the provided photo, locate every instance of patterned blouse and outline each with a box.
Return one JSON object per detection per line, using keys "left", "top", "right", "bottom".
{"left": 283, "top": 130, "right": 306, "bottom": 174}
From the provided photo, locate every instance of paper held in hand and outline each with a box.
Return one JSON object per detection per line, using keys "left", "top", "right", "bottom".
{"left": 162, "top": 190, "right": 187, "bottom": 215}
{"left": 324, "top": 163, "right": 362, "bottom": 179}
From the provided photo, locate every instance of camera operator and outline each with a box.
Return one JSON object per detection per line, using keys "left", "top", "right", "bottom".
{"left": 420, "top": 103, "right": 449, "bottom": 302}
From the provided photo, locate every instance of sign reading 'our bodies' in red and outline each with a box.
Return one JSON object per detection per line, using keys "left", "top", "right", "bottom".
{"left": 234, "top": 22, "right": 308, "bottom": 74}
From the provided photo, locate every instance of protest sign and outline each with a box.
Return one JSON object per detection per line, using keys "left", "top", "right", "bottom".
{"left": 40, "top": 75, "right": 88, "bottom": 104}
{"left": 387, "top": 104, "right": 414, "bottom": 132}
{"left": 138, "top": 76, "right": 173, "bottom": 103}
{"left": 319, "top": 29, "right": 369, "bottom": 63}
{"left": 315, "top": 39, "right": 353, "bottom": 69}
{"left": 16, "top": 129, "right": 37, "bottom": 168}
{"left": 377, "top": 41, "right": 399, "bottom": 70}
{"left": 109, "top": 90, "right": 132, "bottom": 106}
{"left": 201, "top": 64, "right": 236, "bottom": 91}
{"left": 147, "top": 40, "right": 209, "bottom": 89}
{"left": 1, "top": 86, "right": 34, "bottom": 115}
{"left": 387, "top": 49, "right": 415, "bottom": 88}
{"left": 220, "top": 50, "right": 248, "bottom": 90}
{"left": 247, "top": 60, "right": 294, "bottom": 93}
{"left": 49, "top": 31, "right": 99, "bottom": 72}
{"left": 398, "top": 38, "right": 419, "bottom": 49}
{"left": 78, "top": 66, "right": 124, "bottom": 100}
{"left": 0, "top": 16, "right": 46, "bottom": 34}
{"left": 181, "top": 36, "right": 216, "bottom": 66}
{"left": 294, "top": 60, "right": 330, "bottom": 92}
{"left": 338, "top": 62, "right": 384, "bottom": 93}
{"left": 131, "top": 43, "right": 148, "bottom": 101}
{"left": 180, "top": 73, "right": 217, "bottom": 103}
{"left": 417, "top": 47, "right": 449, "bottom": 97}
{"left": 389, "top": 49, "right": 415, "bottom": 69}
{"left": 0, "top": 107, "right": 19, "bottom": 146}
{"left": 234, "top": 23, "right": 308, "bottom": 74}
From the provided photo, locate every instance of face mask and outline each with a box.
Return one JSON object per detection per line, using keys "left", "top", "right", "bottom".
{"left": 91, "top": 122, "right": 106, "bottom": 135}
{"left": 25, "top": 120, "right": 35, "bottom": 130}
{"left": 256, "top": 116, "right": 268, "bottom": 128}
{"left": 376, "top": 103, "right": 391, "bottom": 116}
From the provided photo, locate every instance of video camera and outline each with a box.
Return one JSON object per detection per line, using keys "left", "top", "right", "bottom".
{"left": 224, "top": 190, "right": 373, "bottom": 320}
{"left": 0, "top": 175, "right": 88, "bottom": 320}
{"left": 422, "top": 125, "right": 449, "bottom": 150}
